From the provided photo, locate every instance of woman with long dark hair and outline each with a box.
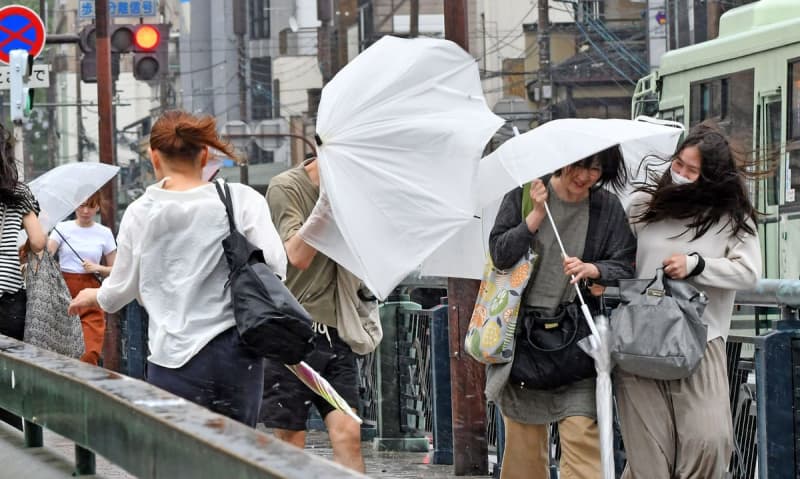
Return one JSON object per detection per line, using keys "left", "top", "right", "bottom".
{"left": 0, "top": 123, "right": 46, "bottom": 339}
{"left": 618, "top": 122, "right": 762, "bottom": 478}
{"left": 69, "top": 110, "right": 287, "bottom": 426}
{"left": 487, "top": 146, "right": 636, "bottom": 478}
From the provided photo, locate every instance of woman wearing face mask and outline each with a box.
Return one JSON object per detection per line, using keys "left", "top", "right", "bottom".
{"left": 487, "top": 146, "right": 636, "bottom": 478}
{"left": 48, "top": 192, "right": 116, "bottom": 365}
{"left": 618, "top": 122, "right": 762, "bottom": 478}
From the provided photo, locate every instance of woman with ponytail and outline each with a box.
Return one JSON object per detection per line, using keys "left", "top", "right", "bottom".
{"left": 69, "top": 110, "right": 287, "bottom": 426}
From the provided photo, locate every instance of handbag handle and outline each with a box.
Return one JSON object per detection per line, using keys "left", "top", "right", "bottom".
{"left": 643, "top": 268, "right": 671, "bottom": 298}
{"left": 214, "top": 179, "right": 237, "bottom": 235}
{"left": 524, "top": 307, "right": 579, "bottom": 353}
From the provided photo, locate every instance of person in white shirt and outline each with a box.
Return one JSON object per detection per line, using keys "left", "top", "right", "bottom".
{"left": 69, "top": 110, "right": 287, "bottom": 427}
{"left": 619, "top": 122, "right": 762, "bottom": 478}
{"left": 48, "top": 192, "right": 116, "bottom": 365}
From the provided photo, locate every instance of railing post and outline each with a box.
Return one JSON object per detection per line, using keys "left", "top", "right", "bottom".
{"left": 373, "top": 294, "right": 428, "bottom": 451}
{"left": 429, "top": 301, "right": 453, "bottom": 464}
{"left": 75, "top": 445, "right": 96, "bottom": 475}
{"left": 23, "top": 420, "right": 43, "bottom": 447}
{"left": 755, "top": 315, "right": 800, "bottom": 479}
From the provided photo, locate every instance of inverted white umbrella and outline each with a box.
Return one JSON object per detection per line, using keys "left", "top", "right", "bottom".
{"left": 20, "top": 162, "right": 120, "bottom": 245}
{"left": 300, "top": 35, "right": 504, "bottom": 299}
{"left": 420, "top": 116, "right": 684, "bottom": 280}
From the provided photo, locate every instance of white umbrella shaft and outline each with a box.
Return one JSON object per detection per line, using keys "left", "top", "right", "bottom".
{"left": 541, "top": 202, "right": 600, "bottom": 347}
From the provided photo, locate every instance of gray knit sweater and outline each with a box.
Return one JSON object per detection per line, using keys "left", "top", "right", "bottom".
{"left": 485, "top": 181, "right": 636, "bottom": 423}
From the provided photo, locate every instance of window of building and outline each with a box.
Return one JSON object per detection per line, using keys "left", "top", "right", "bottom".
{"left": 250, "top": 0, "right": 270, "bottom": 39}
{"left": 251, "top": 56, "right": 272, "bottom": 120}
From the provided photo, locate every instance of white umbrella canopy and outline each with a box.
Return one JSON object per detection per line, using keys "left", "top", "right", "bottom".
{"left": 303, "top": 35, "right": 504, "bottom": 299}
{"left": 476, "top": 116, "right": 685, "bottom": 208}
{"left": 420, "top": 116, "right": 684, "bottom": 279}
{"left": 20, "top": 162, "right": 120, "bottom": 244}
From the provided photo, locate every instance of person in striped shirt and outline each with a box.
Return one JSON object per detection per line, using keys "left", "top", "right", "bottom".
{"left": 0, "top": 122, "right": 46, "bottom": 340}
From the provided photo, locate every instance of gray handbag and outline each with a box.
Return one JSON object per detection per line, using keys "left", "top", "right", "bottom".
{"left": 610, "top": 268, "right": 708, "bottom": 380}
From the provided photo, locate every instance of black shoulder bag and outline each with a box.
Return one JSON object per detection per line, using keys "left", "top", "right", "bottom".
{"left": 214, "top": 180, "right": 314, "bottom": 365}
{"left": 509, "top": 297, "right": 598, "bottom": 390}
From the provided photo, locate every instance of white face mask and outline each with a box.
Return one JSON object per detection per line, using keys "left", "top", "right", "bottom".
{"left": 670, "top": 169, "right": 695, "bottom": 185}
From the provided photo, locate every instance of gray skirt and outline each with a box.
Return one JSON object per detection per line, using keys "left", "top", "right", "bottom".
{"left": 485, "top": 361, "right": 597, "bottom": 424}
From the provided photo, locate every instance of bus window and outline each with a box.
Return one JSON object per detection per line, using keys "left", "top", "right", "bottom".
{"left": 787, "top": 61, "right": 800, "bottom": 205}
{"left": 790, "top": 61, "right": 800, "bottom": 140}
{"left": 788, "top": 150, "right": 799, "bottom": 203}
{"left": 659, "top": 107, "right": 684, "bottom": 125}
{"left": 690, "top": 70, "right": 752, "bottom": 146}
{"left": 765, "top": 99, "right": 782, "bottom": 206}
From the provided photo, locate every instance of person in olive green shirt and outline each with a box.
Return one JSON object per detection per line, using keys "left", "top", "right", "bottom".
{"left": 261, "top": 158, "right": 365, "bottom": 473}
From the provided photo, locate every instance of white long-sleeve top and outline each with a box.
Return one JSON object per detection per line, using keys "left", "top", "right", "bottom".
{"left": 97, "top": 179, "right": 287, "bottom": 368}
{"left": 629, "top": 192, "right": 762, "bottom": 342}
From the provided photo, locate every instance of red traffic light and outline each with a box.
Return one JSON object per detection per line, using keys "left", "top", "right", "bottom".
{"left": 134, "top": 25, "right": 160, "bottom": 51}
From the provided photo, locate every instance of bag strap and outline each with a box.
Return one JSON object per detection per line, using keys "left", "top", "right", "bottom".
{"left": 0, "top": 204, "right": 6, "bottom": 237}
{"left": 214, "top": 179, "right": 237, "bottom": 234}
{"left": 524, "top": 307, "right": 580, "bottom": 353}
{"left": 53, "top": 227, "right": 85, "bottom": 264}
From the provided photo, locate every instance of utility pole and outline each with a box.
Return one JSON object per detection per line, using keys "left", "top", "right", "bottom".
{"left": 538, "top": 0, "right": 552, "bottom": 123}
{"left": 409, "top": 0, "right": 419, "bottom": 38}
{"left": 707, "top": 0, "right": 722, "bottom": 40}
{"left": 76, "top": 18, "right": 84, "bottom": 162}
{"left": 233, "top": 0, "right": 249, "bottom": 185}
{"left": 95, "top": 0, "right": 116, "bottom": 231}
{"left": 94, "top": 0, "right": 120, "bottom": 375}
{"left": 444, "top": 1, "right": 489, "bottom": 476}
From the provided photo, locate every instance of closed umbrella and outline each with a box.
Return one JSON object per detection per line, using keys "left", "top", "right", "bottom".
{"left": 579, "top": 314, "right": 615, "bottom": 479}
{"left": 299, "top": 35, "right": 504, "bottom": 299}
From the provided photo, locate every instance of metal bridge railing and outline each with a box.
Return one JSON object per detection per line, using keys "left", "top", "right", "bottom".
{"left": 369, "top": 280, "right": 799, "bottom": 477}
{"left": 0, "top": 335, "right": 366, "bottom": 479}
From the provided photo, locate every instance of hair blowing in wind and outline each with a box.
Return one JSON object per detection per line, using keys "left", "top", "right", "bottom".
{"left": 149, "top": 110, "right": 237, "bottom": 162}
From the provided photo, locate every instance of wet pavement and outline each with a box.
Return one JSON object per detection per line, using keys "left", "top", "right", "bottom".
{"left": 290, "top": 429, "right": 496, "bottom": 479}
{"left": 40, "top": 425, "right": 496, "bottom": 478}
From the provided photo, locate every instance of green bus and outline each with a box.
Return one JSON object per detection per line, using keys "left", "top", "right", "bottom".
{"left": 632, "top": 0, "right": 800, "bottom": 282}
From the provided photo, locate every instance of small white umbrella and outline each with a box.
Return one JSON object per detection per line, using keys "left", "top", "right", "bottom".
{"left": 20, "top": 162, "right": 120, "bottom": 245}
{"left": 300, "top": 35, "right": 504, "bottom": 299}
{"left": 420, "top": 116, "right": 684, "bottom": 280}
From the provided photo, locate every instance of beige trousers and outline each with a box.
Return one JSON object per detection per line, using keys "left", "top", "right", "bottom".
{"left": 615, "top": 337, "right": 733, "bottom": 479}
{"left": 500, "top": 415, "right": 601, "bottom": 479}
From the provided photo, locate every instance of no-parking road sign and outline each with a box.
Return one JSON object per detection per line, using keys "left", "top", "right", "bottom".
{"left": 0, "top": 5, "right": 47, "bottom": 65}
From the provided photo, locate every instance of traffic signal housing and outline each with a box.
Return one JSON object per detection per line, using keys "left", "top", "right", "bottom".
{"left": 132, "top": 24, "right": 170, "bottom": 81}
{"left": 78, "top": 23, "right": 170, "bottom": 83}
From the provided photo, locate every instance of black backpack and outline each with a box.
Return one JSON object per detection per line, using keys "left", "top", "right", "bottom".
{"left": 214, "top": 180, "right": 313, "bottom": 364}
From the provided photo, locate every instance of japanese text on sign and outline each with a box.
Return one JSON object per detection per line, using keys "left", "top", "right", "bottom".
{"left": 0, "top": 64, "right": 50, "bottom": 89}
{"left": 79, "top": 1, "right": 158, "bottom": 18}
